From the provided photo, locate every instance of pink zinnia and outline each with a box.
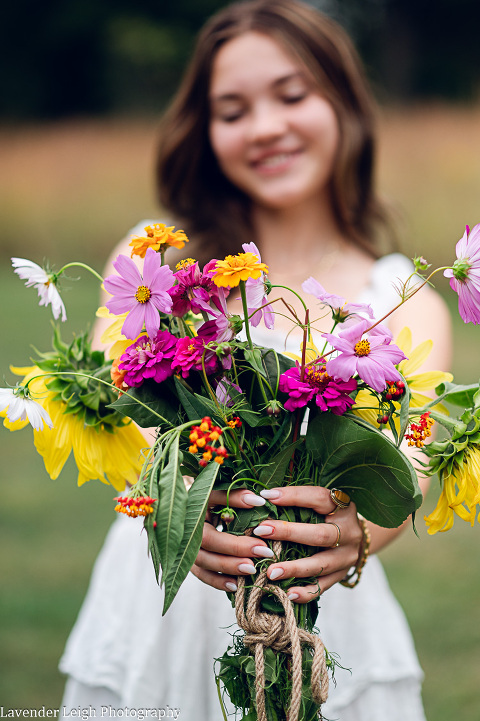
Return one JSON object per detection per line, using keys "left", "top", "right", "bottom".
{"left": 104, "top": 248, "right": 174, "bottom": 340}
{"left": 279, "top": 362, "right": 357, "bottom": 414}
{"left": 172, "top": 337, "right": 218, "bottom": 378}
{"left": 323, "top": 319, "right": 406, "bottom": 393}
{"left": 118, "top": 330, "right": 177, "bottom": 387}
{"left": 445, "top": 224, "right": 480, "bottom": 324}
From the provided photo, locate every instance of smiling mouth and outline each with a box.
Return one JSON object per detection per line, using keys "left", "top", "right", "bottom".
{"left": 252, "top": 150, "right": 301, "bottom": 171}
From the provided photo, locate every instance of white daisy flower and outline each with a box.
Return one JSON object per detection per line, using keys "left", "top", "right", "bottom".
{"left": 11, "top": 257, "right": 67, "bottom": 321}
{"left": 0, "top": 387, "right": 53, "bottom": 431}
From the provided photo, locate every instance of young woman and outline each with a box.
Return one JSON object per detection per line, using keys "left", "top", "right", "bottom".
{"left": 60, "top": 2, "right": 451, "bottom": 719}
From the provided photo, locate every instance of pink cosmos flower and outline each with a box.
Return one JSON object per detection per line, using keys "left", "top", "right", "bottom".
{"left": 242, "top": 242, "right": 274, "bottom": 329}
{"left": 169, "top": 260, "right": 221, "bottom": 316}
{"left": 444, "top": 224, "right": 480, "bottom": 324}
{"left": 172, "top": 337, "right": 218, "bottom": 378}
{"left": 302, "top": 277, "right": 373, "bottom": 322}
{"left": 104, "top": 248, "right": 174, "bottom": 340}
{"left": 323, "top": 319, "right": 406, "bottom": 392}
{"left": 118, "top": 330, "right": 177, "bottom": 387}
{"left": 279, "top": 362, "right": 357, "bottom": 414}
{"left": 215, "top": 378, "right": 242, "bottom": 406}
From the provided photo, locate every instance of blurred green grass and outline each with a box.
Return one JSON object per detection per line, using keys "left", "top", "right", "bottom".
{"left": 1, "top": 107, "right": 480, "bottom": 717}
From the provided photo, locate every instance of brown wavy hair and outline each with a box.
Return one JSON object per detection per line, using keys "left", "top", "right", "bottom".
{"left": 156, "top": 0, "right": 392, "bottom": 262}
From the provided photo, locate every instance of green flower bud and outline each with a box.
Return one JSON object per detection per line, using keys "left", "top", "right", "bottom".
{"left": 451, "top": 258, "right": 471, "bottom": 282}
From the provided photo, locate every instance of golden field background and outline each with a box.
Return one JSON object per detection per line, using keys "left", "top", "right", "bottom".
{"left": 1, "top": 105, "right": 480, "bottom": 718}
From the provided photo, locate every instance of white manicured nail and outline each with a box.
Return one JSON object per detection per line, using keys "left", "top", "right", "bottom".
{"left": 269, "top": 568, "right": 284, "bottom": 580}
{"left": 252, "top": 545, "right": 274, "bottom": 558}
{"left": 287, "top": 592, "right": 300, "bottom": 601}
{"left": 260, "top": 489, "right": 282, "bottom": 499}
{"left": 238, "top": 563, "right": 257, "bottom": 574}
{"left": 243, "top": 493, "right": 266, "bottom": 506}
{"left": 225, "top": 582, "right": 238, "bottom": 592}
{"left": 253, "top": 525, "right": 274, "bottom": 537}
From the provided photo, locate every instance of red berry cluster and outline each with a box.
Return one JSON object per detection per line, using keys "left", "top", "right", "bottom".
{"left": 189, "top": 416, "right": 228, "bottom": 467}
{"left": 383, "top": 380, "right": 405, "bottom": 401}
{"left": 405, "top": 412, "right": 434, "bottom": 448}
{"left": 114, "top": 495, "right": 155, "bottom": 517}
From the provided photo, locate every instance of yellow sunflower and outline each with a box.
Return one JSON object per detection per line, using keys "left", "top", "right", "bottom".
{"left": 96, "top": 306, "right": 134, "bottom": 359}
{"left": 352, "top": 326, "right": 453, "bottom": 429}
{"left": 213, "top": 252, "right": 269, "bottom": 288}
{"left": 3, "top": 366, "right": 146, "bottom": 491}
{"left": 424, "top": 446, "right": 480, "bottom": 534}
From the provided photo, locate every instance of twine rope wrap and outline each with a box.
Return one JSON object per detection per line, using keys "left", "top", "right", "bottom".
{"left": 234, "top": 539, "right": 329, "bottom": 721}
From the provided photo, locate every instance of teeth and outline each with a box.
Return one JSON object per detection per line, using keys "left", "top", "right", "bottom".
{"left": 257, "top": 153, "right": 292, "bottom": 168}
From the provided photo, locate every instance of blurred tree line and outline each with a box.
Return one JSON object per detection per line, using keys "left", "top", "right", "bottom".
{"left": 2, "top": 0, "right": 480, "bottom": 120}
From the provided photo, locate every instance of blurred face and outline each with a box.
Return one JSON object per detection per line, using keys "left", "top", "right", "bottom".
{"left": 208, "top": 32, "right": 340, "bottom": 210}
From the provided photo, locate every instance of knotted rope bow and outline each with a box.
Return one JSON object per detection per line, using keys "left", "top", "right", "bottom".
{"left": 234, "top": 539, "right": 329, "bottom": 721}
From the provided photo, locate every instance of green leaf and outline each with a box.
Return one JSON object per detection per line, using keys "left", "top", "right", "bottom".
{"left": 79, "top": 388, "right": 101, "bottom": 411}
{"left": 434, "top": 381, "right": 479, "bottom": 408}
{"left": 262, "top": 348, "right": 294, "bottom": 388}
{"left": 144, "top": 477, "right": 161, "bottom": 581}
{"left": 258, "top": 440, "right": 304, "bottom": 488}
{"left": 108, "top": 379, "right": 179, "bottom": 427}
{"left": 162, "top": 460, "right": 220, "bottom": 614}
{"left": 244, "top": 347, "right": 267, "bottom": 377}
{"left": 156, "top": 435, "right": 188, "bottom": 582}
{"left": 305, "top": 413, "right": 422, "bottom": 527}
{"left": 173, "top": 376, "right": 222, "bottom": 423}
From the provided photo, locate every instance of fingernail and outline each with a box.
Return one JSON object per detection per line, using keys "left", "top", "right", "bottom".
{"left": 238, "top": 563, "right": 257, "bottom": 574}
{"left": 225, "top": 582, "right": 238, "bottom": 592}
{"left": 253, "top": 525, "right": 274, "bottom": 537}
{"left": 269, "top": 568, "right": 284, "bottom": 580}
{"left": 260, "top": 489, "right": 282, "bottom": 499}
{"left": 287, "top": 592, "right": 299, "bottom": 600}
{"left": 252, "top": 545, "right": 274, "bottom": 558}
{"left": 243, "top": 493, "right": 266, "bottom": 506}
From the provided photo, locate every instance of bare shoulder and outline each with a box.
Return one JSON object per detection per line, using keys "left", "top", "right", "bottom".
{"left": 390, "top": 284, "right": 452, "bottom": 372}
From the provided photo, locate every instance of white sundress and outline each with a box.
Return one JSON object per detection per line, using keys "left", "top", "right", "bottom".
{"left": 59, "top": 251, "right": 426, "bottom": 721}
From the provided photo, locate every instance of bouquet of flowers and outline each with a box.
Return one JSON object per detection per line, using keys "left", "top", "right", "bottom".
{"left": 3, "top": 222, "right": 480, "bottom": 721}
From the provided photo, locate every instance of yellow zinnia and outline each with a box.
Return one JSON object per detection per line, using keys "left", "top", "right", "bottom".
{"left": 129, "top": 223, "right": 189, "bottom": 258}
{"left": 424, "top": 446, "right": 480, "bottom": 534}
{"left": 4, "top": 366, "right": 146, "bottom": 491}
{"left": 352, "top": 326, "right": 453, "bottom": 429}
{"left": 213, "top": 252, "right": 269, "bottom": 288}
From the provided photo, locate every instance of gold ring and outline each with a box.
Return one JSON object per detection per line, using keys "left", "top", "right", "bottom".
{"left": 329, "top": 488, "right": 350, "bottom": 510}
{"left": 330, "top": 522, "right": 341, "bottom": 548}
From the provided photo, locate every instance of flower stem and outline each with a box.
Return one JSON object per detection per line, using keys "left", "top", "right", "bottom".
{"left": 24, "top": 371, "right": 174, "bottom": 425}
{"left": 365, "top": 267, "right": 451, "bottom": 334}
{"left": 56, "top": 262, "right": 104, "bottom": 283}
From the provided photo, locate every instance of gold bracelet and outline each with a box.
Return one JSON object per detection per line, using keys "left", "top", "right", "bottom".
{"left": 340, "top": 517, "right": 371, "bottom": 588}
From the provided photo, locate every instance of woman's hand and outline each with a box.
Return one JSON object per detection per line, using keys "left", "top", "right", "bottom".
{"left": 190, "top": 486, "right": 363, "bottom": 603}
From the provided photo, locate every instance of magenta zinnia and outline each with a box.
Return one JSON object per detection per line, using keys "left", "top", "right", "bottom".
{"left": 323, "top": 319, "right": 406, "bottom": 393}
{"left": 279, "top": 362, "right": 357, "bottom": 414}
{"left": 172, "top": 337, "right": 218, "bottom": 378}
{"left": 118, "top": 330, "right": 177, "bottom": 387}
{"left": 169, "top": 259, "right": 221, "bottom": 317}
{"left": 444, "top": 224, "right": 480, "bottom": 324}
{"left": 104, "top": 248, "right": 174, "bottom": 340}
